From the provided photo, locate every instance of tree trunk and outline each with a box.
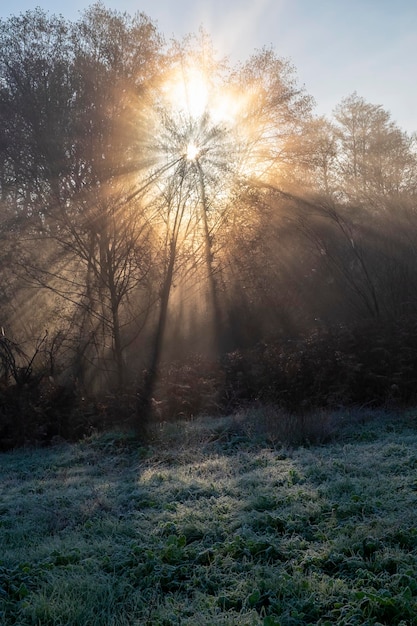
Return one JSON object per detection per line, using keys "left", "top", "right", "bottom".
{"left": 136, "top": 245, "right": 176, "bottom": 436}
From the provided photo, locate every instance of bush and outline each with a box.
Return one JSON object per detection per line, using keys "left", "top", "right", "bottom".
{"left": 220, "top": 316, "right": 417, "bottom": 411}
{"left": 152, "top": 356, "right": 224, "bottom": 420}
{"left": 3, "top": 316, "right": 417, "bottom": 451}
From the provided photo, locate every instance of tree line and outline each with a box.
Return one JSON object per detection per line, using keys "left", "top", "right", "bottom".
{"left": 1, "top": 4, "right": 417, "bottom": 447}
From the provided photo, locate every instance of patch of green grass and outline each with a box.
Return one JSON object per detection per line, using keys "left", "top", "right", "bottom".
{"left": 1, "top": 412, "right": 417, "bottom": 624}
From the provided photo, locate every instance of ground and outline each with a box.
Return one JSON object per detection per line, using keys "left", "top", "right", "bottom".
{"left": 1, "top": 409, "right": 417, "bottom": 625}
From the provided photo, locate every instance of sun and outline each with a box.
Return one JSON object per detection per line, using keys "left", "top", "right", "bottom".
{"left": 142, "top": 60, "right": 240, "bottom": 202}
{"left": 163, "top": 65, "right": 245, "bottom": 177}
{"left": 157, "top": 60, "right": 281, "bottom": 185}
{"left": 185, "top": 142, "right": 200, "bottom": 161}
{"left": 134, "top": 47, "right": 282, "bottom": 217}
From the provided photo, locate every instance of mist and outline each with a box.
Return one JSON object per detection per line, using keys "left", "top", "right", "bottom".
{"left": 1, "top": 5, "right": 417, "bottom": 448}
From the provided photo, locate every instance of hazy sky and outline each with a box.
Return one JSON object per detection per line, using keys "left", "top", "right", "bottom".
{"left": 1, "top": 0, "right": 416, "bottom": 133}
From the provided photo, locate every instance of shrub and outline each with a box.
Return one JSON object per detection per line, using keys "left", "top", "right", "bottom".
{"left": 220, "top": 316, "right": 417, "bottom": 412}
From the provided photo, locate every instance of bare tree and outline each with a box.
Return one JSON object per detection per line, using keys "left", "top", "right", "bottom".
{"left": 333, "top": 93, "right": 417, "bottom": 202}
{"left": 0, "top": 6, "right": 164, "bottom": 391}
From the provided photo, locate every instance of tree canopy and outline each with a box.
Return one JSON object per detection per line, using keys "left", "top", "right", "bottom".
{"left": 1, "top": 4, "right": 417, "bottom": 442}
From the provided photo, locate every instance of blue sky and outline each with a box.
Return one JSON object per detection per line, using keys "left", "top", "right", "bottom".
{"left": 1, "top": 0, "right": 416, "bottom": 133}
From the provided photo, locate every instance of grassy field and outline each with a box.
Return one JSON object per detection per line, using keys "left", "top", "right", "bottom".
{"left": 1, "top": 408, "right": 417, "bottom": 625}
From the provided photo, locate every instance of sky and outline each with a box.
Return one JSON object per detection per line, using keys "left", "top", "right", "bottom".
{"left": 1, "top": 0, "right": 416, "bottom": 134}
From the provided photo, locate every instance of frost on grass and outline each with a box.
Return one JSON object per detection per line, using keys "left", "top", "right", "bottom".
{"left": 1, "top": 412, "right": 417, "bottom": 624}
